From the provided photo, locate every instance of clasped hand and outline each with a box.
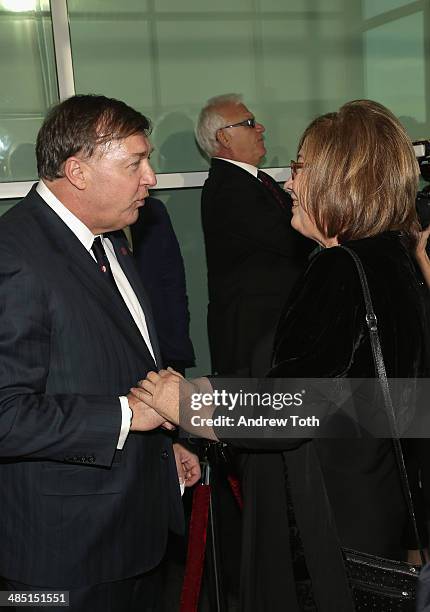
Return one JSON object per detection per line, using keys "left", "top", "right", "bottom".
{"left": 129, "top": 367, "right": 190, "bottom": 427}
{"left": 127, "top": 369, "right": 201, "bottom": 487}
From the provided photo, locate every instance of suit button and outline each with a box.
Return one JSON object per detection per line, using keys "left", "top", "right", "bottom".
{"left": 161, "top": 450, "right": 169, "bottom": 460}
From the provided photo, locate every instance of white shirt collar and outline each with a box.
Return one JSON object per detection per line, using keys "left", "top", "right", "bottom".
{"left": 213, "top": 157, "right": 258, "bottom": 178}
{"left": 36, "top": 180, "right": 95, "bottom": 251}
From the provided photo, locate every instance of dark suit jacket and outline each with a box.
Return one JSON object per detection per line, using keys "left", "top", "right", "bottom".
{"left": 0, "top": 186, "right": 183, "bottom": 588}
{"left": 201, "top": 158, "right": 312, "bottom": 375}
{"left": 131, "top": 197, "right": 195, "bottom": 372}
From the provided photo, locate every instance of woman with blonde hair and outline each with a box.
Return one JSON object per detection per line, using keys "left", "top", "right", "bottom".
{"left": 135, "top": 100, "right": 430, "bottom": 611}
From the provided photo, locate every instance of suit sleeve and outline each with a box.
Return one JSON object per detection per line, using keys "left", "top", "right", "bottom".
{"left": 213, "top": 248, "right": 365, "bottom": 450}
{"left": 0, "top": 245, "right": 121, "bottom": 466}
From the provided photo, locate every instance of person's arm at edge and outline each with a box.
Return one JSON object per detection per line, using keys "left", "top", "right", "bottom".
{"left": 416, "top": 226, "right": 430, "bottom": 289}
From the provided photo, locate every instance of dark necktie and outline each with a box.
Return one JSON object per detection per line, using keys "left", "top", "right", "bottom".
{"left": 91, "top": 236, "right": 122, "bottom": 295}
{"left": 91, "top": 237, "right": 154, "bottom": 357}
{"left": 257, "top": 169, "right": 288, "bottom": 210}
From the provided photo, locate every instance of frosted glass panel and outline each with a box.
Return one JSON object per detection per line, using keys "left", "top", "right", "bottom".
{"left": 258, "top": 7, "right": 362, "bottom": 163}
{"left": 156, "top": 0, "right": 253, "bottom": 11}
{"left": 156, "top": 21, "right": 256, "bottom": 107}
{"left": 152, "top": 18, "right": 257, "bottom": 172}
{"left": 261, "top": 0, "right": 344, "bottom": 10}
{"left": 0, "top": 199, "right": 19, "bottom": 216}
{"left": 0, "top": 0, "right": 58, "bottom": 182}
{"left": 69, "top": 20, "right": 154, "bottom": 111}
{"left": 363, "top": 0, "right": 418, "bottom": 20}
{"left": 65, "top": 0, "right": 148, "bottom": 14}
{"left": 12, "top": 0, "right": 427, "bottom": 178}
{"left": 365, "top": 12, "right": 427, "bottom": 137}
{"left": 68, "top": 1, "right": 370, "bottom": 172}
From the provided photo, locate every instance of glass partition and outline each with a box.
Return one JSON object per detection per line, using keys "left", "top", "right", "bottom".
{"left": 0, "top": 0, "right": 58, "bottom": 182}
{"left": 364, "top": 11, "right": 427, "bottom": 138}
{"left": 67, "top": 0, "right": 430, "bottom": 174}
{"left": 0, "top": 198, "right": 20, "bottom": 215}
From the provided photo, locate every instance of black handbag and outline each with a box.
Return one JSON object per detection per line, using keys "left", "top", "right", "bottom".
{"left": 339, "top": 246, "right": 424, "bottom": 612}
{"left": 344, "top": 547, "right": 419, "bottom": 611}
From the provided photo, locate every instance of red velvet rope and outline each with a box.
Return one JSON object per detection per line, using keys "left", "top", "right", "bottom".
{"left": 179, "top": 483, "right": 211, "bottom": 612}
{"left": 179, "top": 474, "right": 243, "bottom": 611}
{"left": 227, "top": 474, "right": 244, "bottom": 510}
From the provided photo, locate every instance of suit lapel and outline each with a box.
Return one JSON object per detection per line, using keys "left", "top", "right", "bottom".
{"left": 106, "top": 230, "right": 163, "bottom": 368}
{"left": 30, "top": 191, "right": 157, "bottom": 367}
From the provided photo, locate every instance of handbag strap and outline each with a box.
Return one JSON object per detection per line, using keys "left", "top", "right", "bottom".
{"left": 340, "top": 246, "right": 425, "bottom": 564}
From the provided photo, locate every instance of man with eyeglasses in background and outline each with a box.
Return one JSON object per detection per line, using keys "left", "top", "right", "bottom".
{"left": 196, "top": 93, "right": 311, "bottom": 378}
{"left": 194, "top": 94, "right": 312, "bottom": 610}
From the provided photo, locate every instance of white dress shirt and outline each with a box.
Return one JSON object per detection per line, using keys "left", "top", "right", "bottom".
{"left": 36, "top": 180, "right": 155, "bottom": 448}
{"left": 214, "top": 157, "right": 259, "bottom": 178}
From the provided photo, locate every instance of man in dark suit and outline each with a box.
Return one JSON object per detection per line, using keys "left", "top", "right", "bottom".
{"left": 196, "top": 93, "right": 311, "bottom": 376}
{"left": 131, "top": 197, "right": 195, "bottom": 375}
{"left": 0, "top": 95, "right": 199, "bottom": 611}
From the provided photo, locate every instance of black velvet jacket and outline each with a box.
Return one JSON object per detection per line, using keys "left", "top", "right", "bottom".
{"left": 271, "top": 231, "right": 428, "bottom": 380}
{"left": 216, "top": 232, "right": 430, "bottom": 612}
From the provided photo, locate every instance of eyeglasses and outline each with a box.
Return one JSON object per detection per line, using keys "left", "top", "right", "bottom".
{"left": 290, "top": 160, "right": 304, "bottom": 179}
{"left": 220, "top": 117, "right": 256, "bottom": 130}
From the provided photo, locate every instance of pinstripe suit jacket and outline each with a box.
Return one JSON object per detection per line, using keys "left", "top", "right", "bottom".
{"left": 0, "top": 186, "right": 183, "bottom": 588}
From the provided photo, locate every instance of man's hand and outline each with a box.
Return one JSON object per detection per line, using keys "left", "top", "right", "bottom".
{"left": 173, "top": 442, "right": 201, "bottom": 488}
{"left": 127, "top": 390, "right": 175, "bottom": 432}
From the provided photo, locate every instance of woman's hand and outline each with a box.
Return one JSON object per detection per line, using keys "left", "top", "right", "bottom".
{"left": 130, "top": 368, "right": 188, "bottom": 425}
{"left": 127, "top": 388, "right": 176, "bottom": 432}
{"left": 131, "top": 370, "right": 218, "bottom": 440}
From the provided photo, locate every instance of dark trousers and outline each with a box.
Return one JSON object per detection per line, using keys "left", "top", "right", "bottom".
{"left": 0, "top": 568, "right": 161, "bottom": 612}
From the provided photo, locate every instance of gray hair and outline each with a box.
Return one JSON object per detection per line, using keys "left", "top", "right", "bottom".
{"left": 195, "top": 93, "right": 243, "bottom": 157}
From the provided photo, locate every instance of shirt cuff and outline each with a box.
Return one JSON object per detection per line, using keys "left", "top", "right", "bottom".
{"left": 117, "top": 396, "right": 132, "bottom": 449}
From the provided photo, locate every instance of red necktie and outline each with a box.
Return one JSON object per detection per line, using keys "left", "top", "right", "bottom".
{"left": 258, "top": 169, "right": 288, "bottom": 210}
